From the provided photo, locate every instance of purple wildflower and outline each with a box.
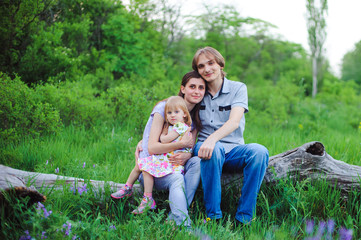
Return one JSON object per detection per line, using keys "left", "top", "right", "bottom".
{"left": 19, "top": 230, "right": 32, "bottom": 240}
{"left": 306, "top": 220, "right": 315, "bottom": 235}
{"left": 72, "top": 235, "right": 78, "bottom": 240}
{"left": 83, "top": 162, "right": 86, "bottom": 168}
{"left": 41, "top": 231, "right": 47, "bottom": 239}
{"left": 37, "top": 202, "right": 52, "bottom": 218}
{"left": 62, "top": 221, "right": 72, "bottom": 236}
{"left": 339, "top": 227, "right": 353, "bottom": 240}
{"left": 37, "top": 202, "right": 45, "bottom": 209}
{"left": 326, "top": 219, "right": 335, "bottom": 239}
{"left": 316, "top": 221, "right": 326, "bottom": 238}
{"left": 70, "top": 185, "right": 76, "bottom": 195}
{"left": 108, "top": 225, "right": 116, "bottom": 231}
{"left": 55, "top": 167, "right": 59, "bottom": 173}
{"left": 78, "top": 184, "right": 88, "bottom": 196}
{"left": 43, "top": 208, "right": 52, "bottom": 218}
{"left": 93, "top": 164, "right": 95, "bottom": 168}
{"left": 46, "top": 160, "right": 48, "bottom": 165}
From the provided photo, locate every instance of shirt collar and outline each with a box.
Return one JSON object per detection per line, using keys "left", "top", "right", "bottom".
{"left": 221, "top": 77, "right": 231, "bottom": 94}
{"left": 206, "top": 77, "right": 230, "bottom": 98}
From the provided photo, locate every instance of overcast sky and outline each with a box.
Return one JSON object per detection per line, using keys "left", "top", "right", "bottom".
{"left": 174, "top": 0, "right": 361, "bottom": 77}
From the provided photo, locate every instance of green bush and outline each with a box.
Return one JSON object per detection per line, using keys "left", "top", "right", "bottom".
{"left": 35, "top": 79, "right": 111, "bottom": 127}
{"left": 105, "top": 83, "right": 155, "bottom": 134}
{"left": 0, "top": 73, "right": 61, "bottom": 145}
{"left": 248, "top": 78, "right": 302, "bottom": 128}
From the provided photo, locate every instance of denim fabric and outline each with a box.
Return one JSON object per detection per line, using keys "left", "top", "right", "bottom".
{"left": 138, "top": 156, "right": 201, "bottom": 227}
{"left": 193, "top": 141, "right": 269, "bottom": 224}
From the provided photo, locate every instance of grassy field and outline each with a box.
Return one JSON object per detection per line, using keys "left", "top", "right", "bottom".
{"left": 1, "top": 104, "right": 360, "bottom": 239}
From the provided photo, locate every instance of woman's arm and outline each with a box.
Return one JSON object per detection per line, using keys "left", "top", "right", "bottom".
{"left": 148, "top": 113, "right": 194, "bottom": 155}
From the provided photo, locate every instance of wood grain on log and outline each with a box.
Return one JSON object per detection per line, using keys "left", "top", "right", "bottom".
{"left": 222, "top": 141, "right": 361, "bottom": 194}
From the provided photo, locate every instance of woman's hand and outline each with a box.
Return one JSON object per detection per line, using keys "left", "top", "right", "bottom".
{"left": 179, "top": 129, "right": 194, "bottom": 149}
{"left": 135, "top": 140, "right": 143, "bottom": 159}
{"left": 169, "top": 152, "right": 192, "bottom": 166}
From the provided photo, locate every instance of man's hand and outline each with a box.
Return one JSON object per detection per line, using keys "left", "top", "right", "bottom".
{"left": 135, "top": 140, "right": 143, "bottom": 159}
{"left": 169, "top": 152, "right": 191, "bottom": 166}
{"left": 197, "top": 137, "right": 217, "bottom": 160}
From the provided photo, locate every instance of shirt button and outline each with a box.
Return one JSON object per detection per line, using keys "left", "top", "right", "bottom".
{"left": 212, "top": 109, "right": 214, "bottom": 112}
{"left": 211, "top": 120, "right": 213, "bottom": 123}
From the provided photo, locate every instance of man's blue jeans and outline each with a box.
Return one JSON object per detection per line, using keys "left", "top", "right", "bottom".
{"left": 193, "top": 142, "right": 269, "bottom": 223}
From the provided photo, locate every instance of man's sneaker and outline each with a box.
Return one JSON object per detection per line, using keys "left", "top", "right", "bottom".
{"left": 132, "top": 196, "right": 156, "bottom": 214}
{"left": 111, "top": 185, "right": 133, "bottom": 199}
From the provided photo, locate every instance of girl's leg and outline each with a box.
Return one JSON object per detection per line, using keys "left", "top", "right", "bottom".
{"left": 132, "top": 171, "right": 156, "bottom": 214}
{"left": 125, "top": 161, "right": 142, "bottom": 186}
{"left": 142, "top": 171, "right": 154, "bottom": 197}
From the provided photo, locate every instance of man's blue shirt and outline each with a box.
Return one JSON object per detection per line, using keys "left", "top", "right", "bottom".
{"left": 198, "top": 77, "right": 249, "bottom": 153}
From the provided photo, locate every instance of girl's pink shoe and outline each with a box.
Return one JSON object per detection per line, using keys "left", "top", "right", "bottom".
{"left": 132, "top": 196, "right": 156, "bottom": 214}
{"left": 111, "top": 185, "right": 133, "bottom": 199}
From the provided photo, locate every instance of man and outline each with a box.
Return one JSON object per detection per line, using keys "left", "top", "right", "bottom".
{"left": 192, "top": 46, "right": 269, "bottom": 225}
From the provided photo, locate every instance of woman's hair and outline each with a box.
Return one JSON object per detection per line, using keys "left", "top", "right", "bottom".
{"left": 178, "top": 71, "right": 205, "bottom": 131}
{"left": 164, "top": 96, "right": 192, "bottom": 126}
{"left": 192, "top": 46, "right": 226, "bottom": 78}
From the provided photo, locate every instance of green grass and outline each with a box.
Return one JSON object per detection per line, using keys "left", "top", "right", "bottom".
{"left": 1, "top": 103, "right": 360, "bottom": 239}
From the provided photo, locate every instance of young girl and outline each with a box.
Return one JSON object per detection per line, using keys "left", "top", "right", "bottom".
{"left": 111, "top": 96, "right": 193, "bottom": 214}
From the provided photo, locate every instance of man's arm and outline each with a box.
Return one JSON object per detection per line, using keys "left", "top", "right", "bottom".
{"left": 197, "top": 106, "right": 245, "bottom": 160}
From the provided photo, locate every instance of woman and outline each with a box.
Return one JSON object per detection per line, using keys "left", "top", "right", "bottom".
{"left": 135, "top": 71, "right": 206, "bottom": 227}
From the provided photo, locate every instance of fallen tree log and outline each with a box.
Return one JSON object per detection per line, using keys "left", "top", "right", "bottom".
{"left": 0, "top": 164, "right": 142, "bottom": 205}
{"left": 222, "top": 141, "right": 361, "bottom": 194}
{"left": 1, "top": 141, "right": 361, "bottom": 204}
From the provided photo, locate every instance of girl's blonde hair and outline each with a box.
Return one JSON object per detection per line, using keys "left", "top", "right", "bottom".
{"left": 164, "top": 96, "right": 192, "bottom": 126}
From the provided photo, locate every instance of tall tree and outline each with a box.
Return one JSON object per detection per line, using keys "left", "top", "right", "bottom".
{"left": 306, "top": 0, "right": 328, "bottom": 98}
{"left": 0, "top": 0, "right": 54, "bottom": 77}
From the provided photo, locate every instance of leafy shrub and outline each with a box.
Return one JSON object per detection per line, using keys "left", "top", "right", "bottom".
{"left": 0, "top": 73, "right": 61, "bottom": 145}
{"left": 104, "top": 83, "right": 155, "bottom": 134}
{"left": 35, "top": 79, "right": 111, "bottom": 127}
{"left": 248, "top": 78, "right": 302, "bottom": 128}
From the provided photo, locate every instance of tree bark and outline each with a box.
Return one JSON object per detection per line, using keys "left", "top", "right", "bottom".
{"left": 1, "top": 141, "right": 360, "bottom": 205}
{"left": 222, "top": 141, "right": 361, "bottom": 195}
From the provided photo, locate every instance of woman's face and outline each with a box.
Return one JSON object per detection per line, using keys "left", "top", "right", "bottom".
{"left": 181, "top": 77, "right": 206, "bottom": 106}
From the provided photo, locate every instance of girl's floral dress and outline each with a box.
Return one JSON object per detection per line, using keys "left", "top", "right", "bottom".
{"left": 138, "top": 122, "right": 191, "bottom": 177}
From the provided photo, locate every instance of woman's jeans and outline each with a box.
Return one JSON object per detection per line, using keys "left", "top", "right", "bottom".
{"left": 193, "top": 142, "right": 269, "bottom": 224}
{"left": 138, "top": 156, "right": 201, "bottom": 227}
